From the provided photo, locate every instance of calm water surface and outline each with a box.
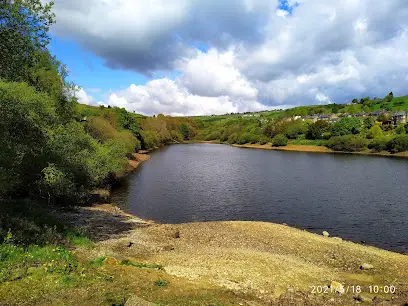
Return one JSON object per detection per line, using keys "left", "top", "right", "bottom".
{"left": 112, "top": 144, "right": 408, "bottom": 253}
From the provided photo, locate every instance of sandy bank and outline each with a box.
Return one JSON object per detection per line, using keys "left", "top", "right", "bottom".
{"left": 66, "top": 204, "right": 408, "bottom": 306}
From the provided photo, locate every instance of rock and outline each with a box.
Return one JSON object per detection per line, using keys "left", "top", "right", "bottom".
{"left": 354, "top": 294, "right": 372, "bottom": 303}
{"left": 125, "top": 295, "right": 156, "bottom": 306}
{"left": 360, "top": 263, "right": 374, "bottom": 270}
{"left": 127, "top": 242, "right": 134, "bottom": 248}
{"left": 174, "top": 230, "right": 180, "bottom": 239}
{"left": 323, "top": 231, "right": 330, "bottom": 237}
{"left": 330, "top": 281, "right": 345, "bottom": 294}
{"left": 332, "top": 237, "right": 342, "bottom": 241}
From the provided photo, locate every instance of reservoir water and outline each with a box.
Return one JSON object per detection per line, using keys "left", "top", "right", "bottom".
{"left": 112, "top": 143, "right": 408, "bottom": 253}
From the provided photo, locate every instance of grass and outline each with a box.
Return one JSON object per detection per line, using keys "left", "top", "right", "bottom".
{"left": 289, "top": 138, "right": 328, "bottom": 146}
{"left": 66, "top": 231, "right": 93, "bottom": 248}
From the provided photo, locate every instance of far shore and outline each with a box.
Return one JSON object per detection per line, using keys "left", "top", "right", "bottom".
{"left": 189, "top": 140, "right": 408, "bottom": 159}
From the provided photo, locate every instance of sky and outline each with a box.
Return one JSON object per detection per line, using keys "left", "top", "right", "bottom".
{"left": 45, "top": 0, "right": 408, "bottom": 116}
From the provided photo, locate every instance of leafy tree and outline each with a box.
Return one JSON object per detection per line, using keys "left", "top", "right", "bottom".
{"left": 0, "top": 0, "right": 55, "bottom": 82}
{"left": 363, "top": 117, "right": 374, "bottom": 130}
{"left": 395, "top": 124, "right": 406, "bottom": 135}
{"left": 377, "top": 113, "right": 389, "bottom": 124}
{"left": 368, "top": 137, "right": 392, "bottom": 152}
{"left": 328, "top": 135, "right": 367, "bottom": 152}
{"left": 387, "top": 135, "right": 408, "bottom": 153}
{"left": 272, "top": 134, "right": 288, "bottom": 147}
{"left": 384, "top": 92, "right": 394, "bottom": 103}
{"left": 331, "top": 117, "right": 361, "bottom": 136}
{"left": 180, "top": 123, "right": 190, "bottom": 140}
{"left": 306, "top": 120, "right": 331, "bottom": 140}
{"left": 366, "top": 125, "right": 383, "bottom": 139}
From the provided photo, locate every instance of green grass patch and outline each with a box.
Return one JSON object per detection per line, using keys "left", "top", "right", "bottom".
{"left": 89, "top": 256, "right": 107, "bottom": 268}
{"left": 290, "top": 139, "right": 328, "bottom": 146}
{"left": 66, "top": 231, "right": 93, "bottom": 248}
{"left": 120, "top": 259, "right": 163, "bottom": 270}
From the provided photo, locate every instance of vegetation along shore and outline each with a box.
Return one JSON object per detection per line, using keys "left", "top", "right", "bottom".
{"left": 1, "top": 1, "right": 408, "bottom": 305}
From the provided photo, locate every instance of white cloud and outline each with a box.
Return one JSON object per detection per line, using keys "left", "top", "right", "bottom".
{"left": 48, "top": 0, "right": 408, "bottom": 114}
{"left": 104, "top": 77, "right": 265, "bottom": 116}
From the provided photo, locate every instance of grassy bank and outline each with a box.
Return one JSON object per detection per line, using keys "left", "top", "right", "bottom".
{"left": 2, "top": 202, "right": 407, "bottom": 305}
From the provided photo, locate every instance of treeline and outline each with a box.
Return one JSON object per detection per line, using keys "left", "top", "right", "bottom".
{"left": 194, "top": 114, "right": 408, "bottom": 153}
{"left": 0, "top": 0, "right": 196, "bottom": 205}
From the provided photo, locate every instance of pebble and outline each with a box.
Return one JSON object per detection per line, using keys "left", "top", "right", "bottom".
{"left": 322, "top": 231, "right": 330, "bottom": 237}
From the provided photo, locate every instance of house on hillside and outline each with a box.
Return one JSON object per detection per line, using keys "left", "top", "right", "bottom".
{"left": 391, "top": 111, "right": 407, "bottom": 125}
{"left": 303, "top": 115, "right": 318, "bottom": 122}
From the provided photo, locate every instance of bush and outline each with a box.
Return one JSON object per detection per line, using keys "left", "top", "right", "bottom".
{"left": 85, "top": 116, "right": 117, "bottom": 142}
{"left": 259, "top": 136, "right": 270, "bottom": 145}
{"left": 227, "top": 133, "right": 239, "bottom": 144}
{"left": 272, "top": 134, "right": 288, "bottom": 147}
{"left": 331, "top": 117, "right": 362, "bottom": 136}
{"left": 327, "top": 135, "right": 367, "bottom": 152}
{"left": 366, "top": 125, "right": 383, "bottom": 139}
{"left": 386, "top": 135, "right": 408, "bottom": 153}
{"left": 140, "top": 130, "right": 160, "bottom": 149}
{"left": 395, "top": 124, "right": 406, "bottom": 135}
{"left": 368, "top": 137, "right": 392, "bottom": 152}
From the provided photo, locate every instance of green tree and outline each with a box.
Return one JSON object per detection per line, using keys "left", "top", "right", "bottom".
{"left": 366, "top": 125, "right": 383, "bottom": 139}
{"left": 180, "top": 123, "right": 190, "bottom": 140}
{"left": 363, "top": 117, "right": 374, "bottom": 130}
{"left": 331, "top": 117, "right": 361, "bottom": 136}
{"left": 395, "top": 124, "right": 406, "bottom": 135}
{"left": 328, "top": 135, "right": 367, "bottom": 152}
{"left": 306, "top": 120, "right": 331, "bottom": 140}
{"left": 0, "top": 0, "right": 55, "bottom": 82}
{"left": 272, "top": 134, "right": 288, "bottom": 147}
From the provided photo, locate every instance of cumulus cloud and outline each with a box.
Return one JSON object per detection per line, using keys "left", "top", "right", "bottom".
{"left": 47, "top": 0, "right": 408, "bottom": 115}
{"left": 104, "top": 77, "right": 265, "bottom": 116}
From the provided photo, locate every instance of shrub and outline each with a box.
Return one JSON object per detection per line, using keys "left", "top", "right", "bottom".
{"left": 227, "top": 133, "right": 239, "bottom": 144}
{"left": 368, "top": 137, "right": 392, "bottom": 152}
{"left": 366, "top": 125, "right": 383, "bottom": 139}
{"left": 327, "top": 135, "right": 367, "bottom": 152}
{"left": 85, "top": 117, "right": 117, "bottom": 142}
{"left": 272, "top": 134, "right": 288, "bottom": 147}
{"left": 140, "top": 130, "right": 160, "bottom": 149}
{"left": 331, "top": 117, "right": 362, "bottom": 136}
{"left": 395, "top": 124, "right": 406, "bottom": 135}
{"left": 259, "top": 136, "right": 270, "bottom": 145}
{"left": 386, "top": 135, "right": 408, "bottom": 153}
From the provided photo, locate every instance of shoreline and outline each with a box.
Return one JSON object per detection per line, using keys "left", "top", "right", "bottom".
{"left": 190, "top": 140, "right": 408, "bottom": 159}
{"left": 68, "top": 202, "right": 408, "bottom": 305}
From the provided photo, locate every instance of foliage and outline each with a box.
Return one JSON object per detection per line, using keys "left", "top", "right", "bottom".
{"left": 0, "top": 0, "right": 55, "bottom": 82}
{"left": 272, "top": 134, "right": 288, "bottom": 147}
{"left": 327, "top": 135, "right": 367, "bottom": 152}
{"left": 368, "top": 137, "right": 392, "bottom": 152}
{"left": 366, "top": 125, "right": 383, "bottom": 139}
{"left": 306, "top": 120, "right": 331, "bottom": 140}
{"left": 395, "top": 124, "right": 406, "bottom": 135}
{"left": 386, "top": 135, "right": 408, "bottom": 153}
{"left": 331, "top": 117, "right": 362, "bottom": 136}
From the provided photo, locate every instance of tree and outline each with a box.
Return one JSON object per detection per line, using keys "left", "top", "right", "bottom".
{"left": 180, "top": 123, "right": 190, "bottom": 140}
{"left": 384, "top": 92, "right": 394, "bottom": 103}
{"left": 377, "top": 113, "right": 389, "bottom": 124}
{"left": 272, "top": 134, "right": 288, "bottom": 147}
{"left": 328, "top": 135, "right": 367, "bottom": 152}
{"left": 331, "top": 117, "right": 362, "bottom": 136}
{"left": 306, "top": 120, "right": 331, "bottom": 140}
{"left": 0, "top": 0, "right": 55, "bottom": 82}
{"left": 363, "top": 117, "right": 374, "bottom": 130}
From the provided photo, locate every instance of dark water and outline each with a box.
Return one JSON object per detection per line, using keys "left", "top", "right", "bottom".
{"left": 112, "top": 144, "right": 408, "bottom": 253}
